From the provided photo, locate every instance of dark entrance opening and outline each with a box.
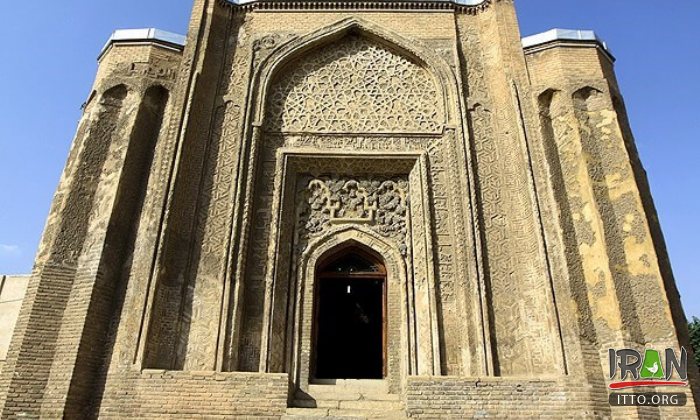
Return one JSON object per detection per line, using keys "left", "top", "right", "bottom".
{"left": 313, "top": 249, "right": 386, "bottom": 380}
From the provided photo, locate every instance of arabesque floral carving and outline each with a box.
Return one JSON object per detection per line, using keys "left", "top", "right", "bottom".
{"left": 297, "top": 176, "right": 409, "bottom": 255}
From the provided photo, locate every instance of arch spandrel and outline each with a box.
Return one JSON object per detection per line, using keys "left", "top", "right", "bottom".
{"left": 253, "top": 17, "right": 459, "bottom": 131}
{"left": 266, "top": 33, "right": 444, "bottom": 134}
{"left": 301, "top": 226, "right": 405, "bottom": 279}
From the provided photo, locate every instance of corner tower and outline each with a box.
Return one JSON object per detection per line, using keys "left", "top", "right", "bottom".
{"left": 0, "top": 28, "right": 184, "bottom": 418}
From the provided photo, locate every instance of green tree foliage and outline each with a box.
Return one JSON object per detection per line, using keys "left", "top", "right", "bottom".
{"left": 690, "top": 317, "right": 700, "bottom": 371}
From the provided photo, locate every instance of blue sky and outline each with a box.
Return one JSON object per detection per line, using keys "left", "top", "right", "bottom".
{"left": 0, "top": 1, "right": 697, "bottom": 319}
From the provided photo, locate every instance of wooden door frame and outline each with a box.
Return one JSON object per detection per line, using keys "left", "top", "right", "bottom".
{"left": 310, "top": 247, "right": 388, "bottom": 381}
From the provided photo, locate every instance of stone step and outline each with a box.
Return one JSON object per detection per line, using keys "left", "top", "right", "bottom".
{"left": 289, "top": 380, "right": 406, "bottom": 418}
{"left": 287, "top": 408, "right": 333, "bottom": 416}
{"left": 302, "top": 381, "right": 397, "bottom": 402}
{"left": 293, "top": 399, "right": 339, "bottom": 409}
{"left": 298, "top": 391, "right": 363, "bottom": 402}
{"left": 309, "top": 379, "right": 389, "bottom": 393}
{"left": 296, "top": 391, "right": 401, "bottom": 403}
{"left": 282, "top": 416, "right": 365, "bottom": 420}
{"left": 283, "top": 407, "right": 365, "bottom": 419}
{"left": 283, "top": 407, "right": 408, "bottom": 420}
{"left": 327, "top": 409, "right": 407, "bottom": 420}
{"left": 338, "top": 400, "right": 402, "bottom": 410}
{"left": 292, "top": 398, "right": 402, "bottom": 409}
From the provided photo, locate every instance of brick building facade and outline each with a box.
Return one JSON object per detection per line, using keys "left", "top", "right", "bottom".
{"left": 0, "top": 0, "right": 698, "bottom": 418}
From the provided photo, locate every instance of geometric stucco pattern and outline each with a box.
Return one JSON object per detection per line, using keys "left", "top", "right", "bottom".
{"left": 266, "top": 34, "right": 443, "bottom": 134}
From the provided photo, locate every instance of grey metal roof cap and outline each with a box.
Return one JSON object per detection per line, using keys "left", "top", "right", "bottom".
{"left": 100, "top": 28, "right": 186, "bottom": 58}
{"left": 228, "top": 0, "right": 488, "bottom": 4}
{"left": 522, "top": 28, "right": 610, "bottom": 53}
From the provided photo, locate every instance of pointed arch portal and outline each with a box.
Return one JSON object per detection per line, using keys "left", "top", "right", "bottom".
{"left": 248, "top": 17, "right": 453, "bottom": 384}
{"left": 312, "top": 246, "right": 387, "bottom": 380}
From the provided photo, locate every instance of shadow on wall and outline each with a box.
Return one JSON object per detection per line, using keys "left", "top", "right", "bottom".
{"left": 0, "top": 275, "right": 30, "bottom": 369}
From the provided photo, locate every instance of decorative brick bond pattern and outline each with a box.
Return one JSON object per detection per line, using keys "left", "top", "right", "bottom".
{"left": 98, "top": 371, "right": 288, "bottom": 418}
{"left": 405, "top": 376, "right": 608, "bottom": 418}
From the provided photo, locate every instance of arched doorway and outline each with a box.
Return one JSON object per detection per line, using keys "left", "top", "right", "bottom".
{"left": 312, "top": 246, "right": 387, "bottom": 380}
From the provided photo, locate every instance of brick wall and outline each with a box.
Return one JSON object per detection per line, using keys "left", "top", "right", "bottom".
{"left": 97, "top": 370, "right": 288, "bottom": 418}
{"left": 405, "top": 376, "right": 608, "bottom": 418}
{"left": 0, "top": 275, "right": 29, "bottom": 373}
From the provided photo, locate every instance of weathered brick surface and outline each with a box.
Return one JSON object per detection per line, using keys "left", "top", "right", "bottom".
{"left": 98, "top": 371, "right": 288, "bottom": 418}
{"left": 0, "top": 275, "right": 29, "bottom": 367}
{"left": 406, "top": 377, "right": 607, "bottom": 418}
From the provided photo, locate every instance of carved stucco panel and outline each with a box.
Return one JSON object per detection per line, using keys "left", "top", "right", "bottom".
{"left": 424, "top": 138, "right": 465, "bottom": 375}
{"left": 469, "top": 101, "right": 561, "bottom": 376}
{"left": 458, "top": 19, "right": 562, "bottom": 376}
{"left": 407, "top": 161, "right": 440, "bottom": 375}
{"left": 296, "top": 176, "right": 409, "bottom": 256}
{"left": 280, "top": 134, "right": 439, "bottom": 152}
{"left": 179, "top": 18, "right": 255, "bottom": 370}
{"left": 266, "top": 34, "right": 443, "bottom": 134}
{"left": 44, "top": 91, "right": 127, "bottom": 266}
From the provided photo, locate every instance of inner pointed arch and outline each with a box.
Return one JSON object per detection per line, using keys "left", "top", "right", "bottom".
{"left": 316, "top": 239, "right": 387, "bottom": 275}
{"left": 312, "top": 240, "right": 388, "bottom": 380}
